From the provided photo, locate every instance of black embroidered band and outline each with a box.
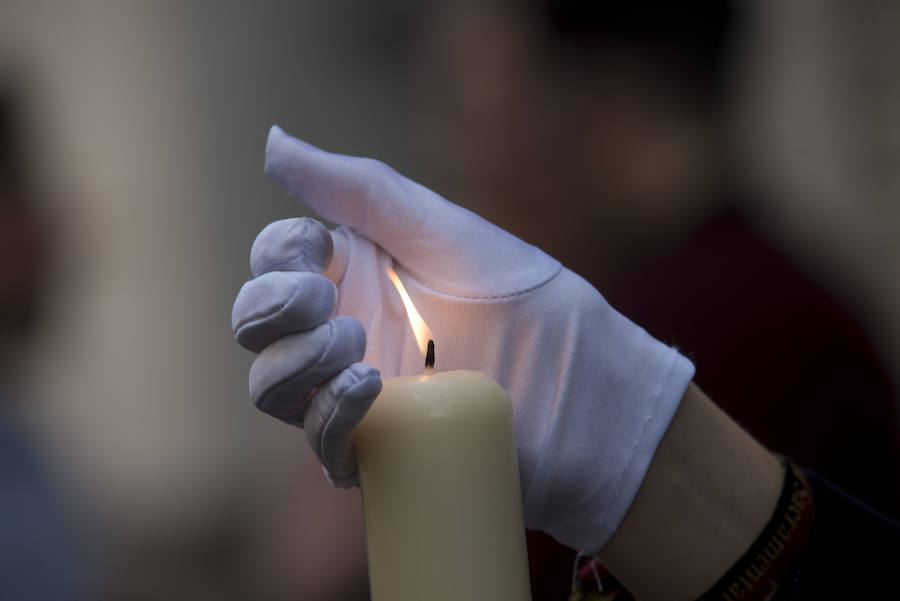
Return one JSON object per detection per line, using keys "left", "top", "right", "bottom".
{"left": 696, "top": 456, "right": 815, "bottom": 601}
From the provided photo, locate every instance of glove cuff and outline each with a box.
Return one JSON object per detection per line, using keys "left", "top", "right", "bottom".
{"left": 523, "top": 299, "right": 695, "bottom": 552}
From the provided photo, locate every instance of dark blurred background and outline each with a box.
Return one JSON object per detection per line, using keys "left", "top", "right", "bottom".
{"left": 1, "top": 1, "right": 899, "bottom": 599}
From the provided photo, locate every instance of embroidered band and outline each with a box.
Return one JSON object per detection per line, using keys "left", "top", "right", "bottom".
{"left": 696, "top": 456, "right": 815, "bottom": 601}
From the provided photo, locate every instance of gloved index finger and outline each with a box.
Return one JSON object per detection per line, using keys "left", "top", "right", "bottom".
{"left": 264, "top": 125, "right": 560, "bottom": 298}
{"left": 250, "top": 216, "right": 334, "bottom": 278}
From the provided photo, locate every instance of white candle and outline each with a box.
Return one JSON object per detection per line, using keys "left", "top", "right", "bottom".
{"left": 355, "top": 368, "right": 532, "bottom": 601}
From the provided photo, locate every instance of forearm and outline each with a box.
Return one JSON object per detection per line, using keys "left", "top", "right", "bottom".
{"left": 598, "top": 382, "right": 784, "bottom": 601}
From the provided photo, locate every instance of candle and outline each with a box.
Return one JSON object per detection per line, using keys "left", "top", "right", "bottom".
{"left": 353, "top": 269, "right": 531, "bottom": 601}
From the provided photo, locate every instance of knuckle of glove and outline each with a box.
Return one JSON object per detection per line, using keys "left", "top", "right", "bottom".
{"left": 250, "top": 217, "right": 333, "bottom": 277}
{"left": 232, "top": 271, "right": 337, "bottom": 353}
{"left": 248, "top": 316, "right": 366, "bottom": 426}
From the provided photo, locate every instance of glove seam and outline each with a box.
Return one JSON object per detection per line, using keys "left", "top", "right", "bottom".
{"left": 402, "top": 262, "right": 564, "bottom": 302}
{"left": 234, "top": 294, "right": 296, "bottom": 334}
{"left": 253, "top": 255, "right": 318, "bottom": 277}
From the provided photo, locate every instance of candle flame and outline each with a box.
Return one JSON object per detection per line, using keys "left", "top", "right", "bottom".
{"left": 386, "top": 266, "right": 434, "bottom": 357}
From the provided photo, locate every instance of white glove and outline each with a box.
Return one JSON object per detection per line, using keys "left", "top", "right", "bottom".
{"left": 232, "top": 126, "right": 694, "bottom": 552}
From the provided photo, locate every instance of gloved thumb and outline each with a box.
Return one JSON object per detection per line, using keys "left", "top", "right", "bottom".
{"left": 264, "top": 125, "right": 559, "bottom": 297}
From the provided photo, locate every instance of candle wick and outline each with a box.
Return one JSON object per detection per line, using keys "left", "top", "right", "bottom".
{"left": 425, "top": 339, "right": 435, "bottom": 375}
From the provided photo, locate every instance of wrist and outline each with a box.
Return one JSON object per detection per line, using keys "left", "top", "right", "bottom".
{"left": 696, "top": 457, "right": 814, "bottom": 601}
{"left": 598, "top": 383, "right": 784, "bottom": 601}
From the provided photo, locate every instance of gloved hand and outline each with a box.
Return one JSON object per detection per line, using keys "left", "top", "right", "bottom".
{"left": 232, "top": 126, "right": 694, "bottom": 552}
